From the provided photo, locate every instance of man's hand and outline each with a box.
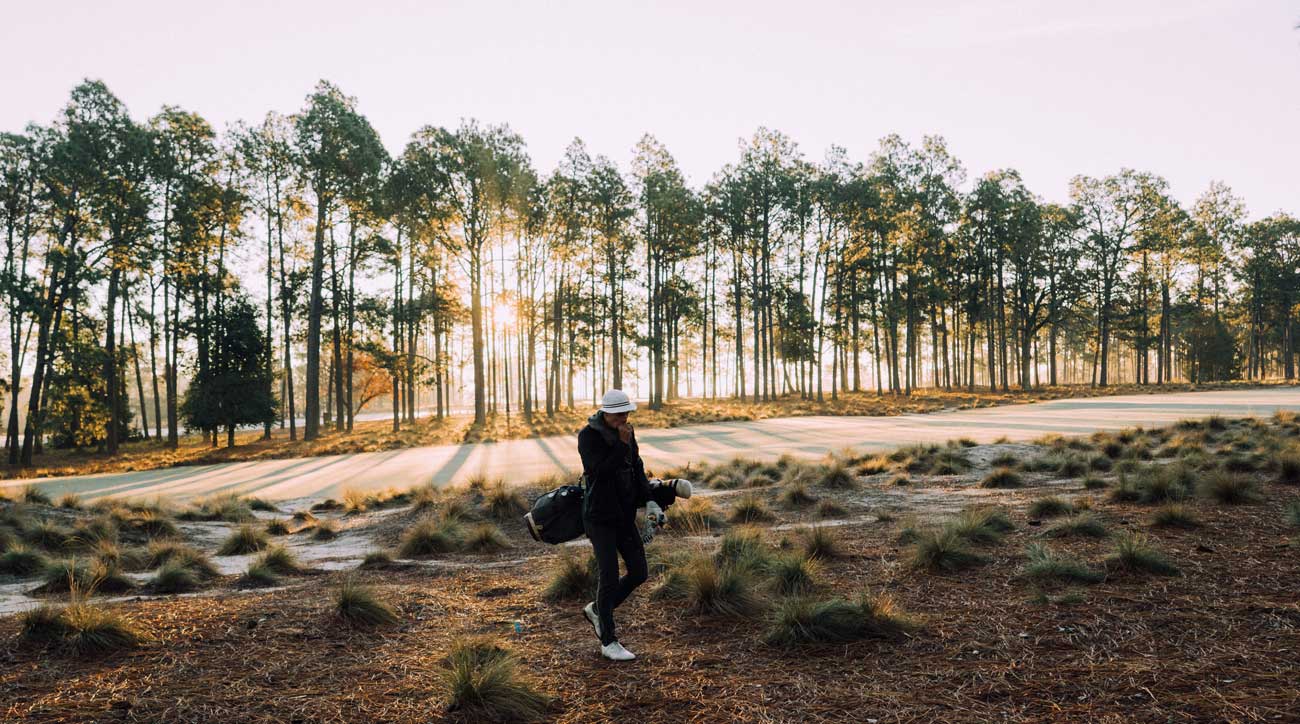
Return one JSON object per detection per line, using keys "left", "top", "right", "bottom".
{"left": 617, "top": 422, "right": 633, "bottom": 444}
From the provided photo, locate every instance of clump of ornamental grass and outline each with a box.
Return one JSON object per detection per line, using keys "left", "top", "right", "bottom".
{"left": 927, "top": 447, "right": 972, "bottom": 475}
{"left": 1284, "top": 500, "right": 1300, "bottom": 528}
{"left": 397, "top": 515, "right": 464, "bottom": 557}
{"left": 817, "top": 459, "right": 857, "bottom": 489}
{"left": 334, "top": 578, "right": 400, "bottom": 628}
{"left": 1054, "top": 455, "right": 1089, "bottom": 478}
{"left": 767, "top": 553, "right": 820, "bottom": 596}
{"left": 948, "top": 507, "right": 1014, "bottom": 545}
{"left": 1276, "top": 449, "right": 1300, "bottom": 485}
{"left": 729, "top": 494, "right": 775, "bottom": 525}
{"left": 908, "top": 528, "right": 985, "bottom": 572}
{"left": 1105, "top": 533, "right": 1181, "bottom": 577}
{"left": 291, "top": 510, "right": 318, "bottom": 524}
{"left": 217, "top": 524, "right": 271, "bottom": 556}
{"left": 463, "top": 522, "right": 511, "bottom": 553}
{"left": 1082, "top": 474, "right": 1108, "bottom": 490}
{"left": 989, "top": 452, "right": 1021, "bottom": 469}
{"left": 779, "top": 482, "right": 817, "bottom": 509}
{"left": 145, "top": 541, "right": 218, "bottom": 579}
{"left": 681, "top": 558, "right": 764, "bottom": 617}
{"left": 484, "top": 481, "right": 528, "bottom": 522}
{"left": 855, "top": 455, "right": 892, "bottom": 476}
{"left": 542, "top": 551, "right": 598, "bottom": 602}
{"left": 980, "top": 467, "right": 1022, "bottom": 489}
{"left": 311, "top": 519, "right": 341, "bottom": 541}
{"left": 22, "top": 486, "right": 52, "bottom": 505}
{"left": 1199, "top": 470, "right": 1260, "bottom": 505}
{"left": 439, "top": 637, "right": 551, "bottom": 722}
{"left": 241, "top": 559, "right": 281, "bottom": 587}
{"left": 1020, "top": 543, "right": 1103, "bottom": 584}
{"left": 359, "top": 549, "right": 396, "bottom": 570}
{"left": 0, "top": 544, "right": 47, "bottom": 577}
{"left": 150, "top": 560, "right": 203, "bottom": 594}
{"left": 665, "top": 496, "right": 722, "bottom": 534}
{"left": 178, "top": 493, "right": 256, "bottom": 523}
{"left": 715, "top": 527, "right": 776, "bottom": 574}
{"left": 1088, "top": 454, "right": 1114, "bottom": 472}
{"left": 120, "top": 511, "right": 180, "bottom": 540}
{"left": 1151, "top": 504, "right": 1201, "bottom": 529}
{"left": 815, "top": 499, "right": 848, "bottom": 519}
{"left": 799, "top": 526, "right": 843, "bottom": 560}
{"left": 1029, "top": 496, "right": 1074, "bottom": 518}
{"left": 254, "top": 545, "right": 302, "bottom": 575}
{"left": 763, "top": 590, "right": 916, "bottom": 647}
{"left": 24, "top": 520, "right": 73, "bottom": 551}
{"left": 1107, "top": 474, "right": 1142, "bottom": 503}
{"left": 20, "top": 599, "right": 144, "bottom": 656}
{"left": 57, "top": 494, "right": 83, "bottom": 510}
{"left": 1043, "top": 512, "right": 1109, "bottom": 539}
{"left": 37, "top": 558, "right": 134, "bottom": 595}
{"left": 266, "top": 519, "right": 292, "bottom": 536}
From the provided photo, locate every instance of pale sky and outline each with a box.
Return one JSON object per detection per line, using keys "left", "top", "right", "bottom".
{"left": 3, "top": 0, "right": 1298, "bottom": 215}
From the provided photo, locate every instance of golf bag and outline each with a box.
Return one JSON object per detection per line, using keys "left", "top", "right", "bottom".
{"left": 524, "top": 477, "right": 693, "bottom": 545}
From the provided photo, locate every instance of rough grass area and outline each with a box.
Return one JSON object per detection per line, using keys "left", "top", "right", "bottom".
{"left": 1, "top": 410, "right": 1299, "bottom": 722}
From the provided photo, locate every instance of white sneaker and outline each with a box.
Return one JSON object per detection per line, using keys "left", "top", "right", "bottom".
{"left": 601, "top": 641, "right": 636, "bottom": 661}
{"left": 582, "top": 602, "right": 601, "bottom": 639}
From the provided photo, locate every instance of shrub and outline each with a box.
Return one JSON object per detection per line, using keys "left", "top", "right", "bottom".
{"left": 463, "top": 523, "right": 511, "bottom": 553}
{"left": 1043, "top": 513, "right": 1108, "bottom": 539}
{"left": 764, "top": 591, "right": 915, "bottom": 646}
{"left": 542, "top": 551, "right": 597, "bottom": 602}
{"left": 1151, "top": 504, "right": 1201, "bottom": 529}
{"left": 1106, "top": 533, "right": 1180, "bottom": 576}
{"left": 20, "top": 601, "right": 143, "bottom": 656}
{"left": 335, "top": 579, "right": 400, "bottom": 627}
{"left": 217, "top": 525, "right": 270, "bottom": 556}
{"left": 909, "top": 528, "right": 985, "bottom": 572}
{"left": 398, "top": 516, "right": 464, "bottom": 557}
{"left": 980, "top": 467, "right": 1022, "bottom": 489}
{"left": 729, "top": 495, "right": 775, "bottom": 525}
{"left": 1021, "top": 543, "right": 1103, "bottom": 584}
{"left": 1198, "top": 471, "right": 1260, "bottom": 505}
{"left": 439, "top": 638, "right": 550, "bottom": 721}
{"left": 1029, "top": 496, "right": 1074, "bottom": 518}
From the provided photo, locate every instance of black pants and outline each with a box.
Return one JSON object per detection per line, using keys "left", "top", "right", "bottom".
{"left": 584, "top": 518, "right": 648, "bottom": 646}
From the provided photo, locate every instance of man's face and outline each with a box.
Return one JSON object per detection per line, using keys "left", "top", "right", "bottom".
{"left": 604, "top": 411, "right": 630, "bottom": 428}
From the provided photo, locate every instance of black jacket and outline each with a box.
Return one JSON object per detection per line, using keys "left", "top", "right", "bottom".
{"left": 578, "top": 412, "right": 652, "bottom": 527}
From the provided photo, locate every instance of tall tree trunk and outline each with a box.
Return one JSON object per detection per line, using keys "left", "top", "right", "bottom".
{"left": 305, "top": 197, "right": 327, "bottom": 441}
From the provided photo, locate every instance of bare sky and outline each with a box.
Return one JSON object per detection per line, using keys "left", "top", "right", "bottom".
{"left": 3, "top": 0, "right": 1298, "bottom": 215}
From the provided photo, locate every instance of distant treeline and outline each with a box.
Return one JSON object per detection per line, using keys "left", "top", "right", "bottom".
{"left": 2, "top": 79, "right": 1297, "bottom": 463}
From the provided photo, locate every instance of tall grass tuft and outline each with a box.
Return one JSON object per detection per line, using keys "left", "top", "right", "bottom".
{"left": 335, "top": 578, "right": 400, "bottom": 627}
{"left": 217, "top": 525, "right": 270, "bottom": 556}
{"left": 764, "top": 590, "right": 916, "bottom": 646}
{"left": 439, "top": 637, "right": 551, "bottom": 722}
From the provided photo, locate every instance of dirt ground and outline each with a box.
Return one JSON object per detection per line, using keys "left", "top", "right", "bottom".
{"left": 1, "top": 415, "right": 1299, "bottom": 723}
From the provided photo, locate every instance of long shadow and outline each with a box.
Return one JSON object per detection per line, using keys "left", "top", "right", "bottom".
{"left": 428, "top": 442, "right": 477, "bottom": 487}
{"left": 209, "top": 450, "right": 408, "bottom": 499}
{"left": 77, "top": 456, "right": 339, "bottom": 501}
